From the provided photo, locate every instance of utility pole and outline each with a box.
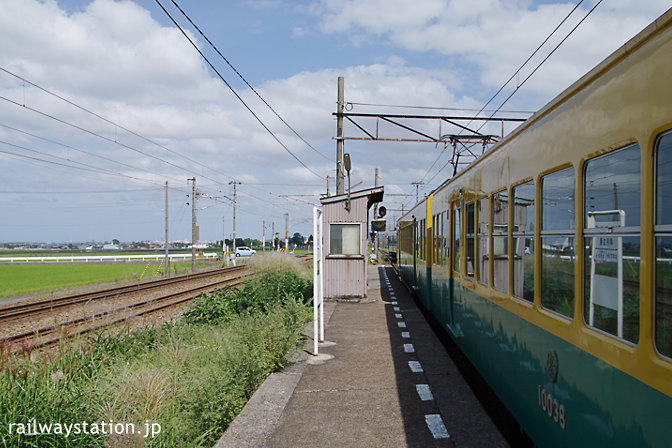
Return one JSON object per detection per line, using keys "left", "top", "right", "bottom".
{"left": 229, "top": 180, "right": 241, "bottom": 255}
{"left": 285, "top": 213, "right": 289, "bottom": 252}
{"left": 272, "top": 222, "right": 276, "bottom": 251}
{"left": 262, "top": 220, "right": 266, "bottom": 252}
{"left": 164, "top": 181, "right": 169, "bottom": 277}
{"left": 412, "top": 181, "right": 424, "bottom": 204}
{"left": 336, "top": 76, "right": 345, "bottom": 195}
{"left": 222, "top": 216, "right": 226, "bottom": 258}
{"left": 188, "top": 177, "right": 196, "bottom": 272}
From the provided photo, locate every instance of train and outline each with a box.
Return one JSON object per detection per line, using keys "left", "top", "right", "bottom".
{"left": 395, "top": 8, "right": 672, "bottom": 447}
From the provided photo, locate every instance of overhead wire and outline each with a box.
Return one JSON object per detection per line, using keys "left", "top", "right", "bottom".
{"left": 153, "top": 0, "right": 325, "bottom": 181}
{"left": 0, "top": 66, "right": 240, "bottom": 187}
{"left": 1, "top": 67, "right": 312, "bottom": 213}
{"left": 0, "top": 122, "right": 187, "bottom": 186}
{"left": 170, "top": 0, "right": 334, "bottom": 163}
{"left": 414, "top": 0, "right": 595, "bottom": 199}
{"left": 476, "top": 0, "right": 604, "bottom": 133}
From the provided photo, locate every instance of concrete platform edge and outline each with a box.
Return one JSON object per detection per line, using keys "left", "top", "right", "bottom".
{"left": 213, "top": 301, "right": 337, "bottom": 448}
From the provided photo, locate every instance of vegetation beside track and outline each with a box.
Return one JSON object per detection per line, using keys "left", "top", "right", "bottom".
{"left": 0, "top": 253, "right": 312, "bottom": 447}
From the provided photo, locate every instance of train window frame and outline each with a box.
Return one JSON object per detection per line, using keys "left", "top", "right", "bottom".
{"left": 419, "top": 218, "right": 425, "bottom": 262}
{"left": 477, "top": 196, "right": 490, "bottom": 286}
{"left": 654, "top": 130, "right": 672, "bottom": 360}
{"left": 443, "top": 210, "right": 450, "bottom": 268}
{"left": 466, "top": 201, "right": 476, "bottom": 278}
{"left": 540, "top": 165, "right": 575, "bottom": 319}
{"left": 492, "top": 188, "right": 509, "bottom": 293}
{"left": 583, "top": 143, "right": 641, "bottom": 345}
{"left": 452, "top": 202, "right": 461, "bottom": 274}
{"left": 434, "top": 213, "right": 442, "bottom": 267}
{"left": 512, "top": 179, "right": 535, "bottom": 303}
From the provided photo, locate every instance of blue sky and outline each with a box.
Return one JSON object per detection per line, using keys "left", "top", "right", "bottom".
{"left": 0, "top": 0, "right": 669, "bottom": 244}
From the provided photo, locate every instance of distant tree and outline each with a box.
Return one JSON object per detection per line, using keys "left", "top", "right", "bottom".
{"left": 291, "top": 232, "right": 303, "bottom": 247}
{"left": 112, "top": 239, "right": 120, "bottom": 245}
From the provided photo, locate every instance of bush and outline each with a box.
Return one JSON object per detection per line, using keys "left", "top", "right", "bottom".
{"left": 184, "top": 253, "right": 312, "bottom": 325}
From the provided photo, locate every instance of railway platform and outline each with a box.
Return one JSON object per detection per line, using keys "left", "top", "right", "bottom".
{"left": 215, "top": 265, "right": 508, "bottom": 448}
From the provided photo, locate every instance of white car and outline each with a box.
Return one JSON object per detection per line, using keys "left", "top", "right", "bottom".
{"left": 235, "top": 246, "right": 256, "bottom": 257}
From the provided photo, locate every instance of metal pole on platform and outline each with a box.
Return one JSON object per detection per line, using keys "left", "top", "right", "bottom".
{"left": 313, "top": 206, "right": 323, "bottom": 355}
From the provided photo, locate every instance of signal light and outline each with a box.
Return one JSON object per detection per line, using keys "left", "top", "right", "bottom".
{"left": 378, "top": 206, "right": 386, "bottom": 218}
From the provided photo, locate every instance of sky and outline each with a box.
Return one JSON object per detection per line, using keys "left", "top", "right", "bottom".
{"left": 0, "top": 0, "right": 669, "bottom": 244}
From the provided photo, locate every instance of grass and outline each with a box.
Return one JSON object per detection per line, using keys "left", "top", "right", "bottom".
{"left": 0, "top": 252, "right": 313, "bottom": 447}
{"left": 0, "top": 261, "right": 220, "bottom": 300}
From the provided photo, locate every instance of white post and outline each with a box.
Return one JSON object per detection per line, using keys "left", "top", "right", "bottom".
{"left": 313, "top": 206, "right": 324, "bottom": 355}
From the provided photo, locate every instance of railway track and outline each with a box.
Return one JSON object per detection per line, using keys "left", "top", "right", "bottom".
{"left": 0, "top": 255, "right": 312, "bottom": 353}
{"left": 0, "top": 265, "right": 249, "bottom": 352}
{"left": 0, "top": 265, "right": 247, "bottom": 324}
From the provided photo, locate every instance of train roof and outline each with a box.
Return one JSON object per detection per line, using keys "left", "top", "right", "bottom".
{"left": 399, "top": 6, "right": 672, "bottom": 223}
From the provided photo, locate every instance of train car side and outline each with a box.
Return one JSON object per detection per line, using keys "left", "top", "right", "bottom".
{"left": 397, "top": 9, "right": 672, "bottom": 447}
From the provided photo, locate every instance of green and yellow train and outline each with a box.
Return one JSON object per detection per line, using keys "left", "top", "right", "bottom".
{"left": 397, "top": 8, "right": 672, "bottom": 447}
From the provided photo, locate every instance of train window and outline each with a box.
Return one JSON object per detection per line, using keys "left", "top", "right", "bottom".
{"left": 492, "top": 190, "right": 509, "bottom": 293}
{"left": 540, "top": 167, "right": 575, "bottom": 318}
{"left": 466, "top": 202, "right": 476, "bottom": 278}
{"left": 478, "top": 197, "right": 490, "bottom": 285}
{"left": 453, "top": 205, "right": 461, "bottom": 273}
{"left": 435, "top": 214, "right": 443, "bottom": 266}
{"left": 583, "top": 144, "right": 640, "bottom": 343}
{"left": 420, "top": 219, "right": 425, "bottom": 261}
{"left": 443, "top": 211, "right": 450, "bottom": 265}
{"left": 513, "top": 181, "right": 535, "bottom": 302}
{"left": 655, "top": 131, "right": 672, "bottom": 358}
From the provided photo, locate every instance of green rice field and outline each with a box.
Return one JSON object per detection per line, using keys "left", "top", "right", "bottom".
{"left": 0, "top": 261, "right": 219, "bottom": 300}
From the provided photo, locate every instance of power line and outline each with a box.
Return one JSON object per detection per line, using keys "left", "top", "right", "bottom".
{"left": 0, "top": 66, "right": 239, "bottom": 187}
{"left": 477, "top": 0, "right": 604, "bottom": 132}
{"left": 154, "top": 0, "right": 325, "bottom": 180}
{"left": 0, "top": 139, "right": 167, "bottom": 185}
{"left": 416, "top": 0, "right": 596, "bottom": 197}
{"left": 170, "top": 0, "right": 334, "bottom": 163}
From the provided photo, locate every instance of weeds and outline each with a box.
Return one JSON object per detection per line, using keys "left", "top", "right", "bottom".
{"left": 0, "top": 253, "right": 312, "bottom": 447}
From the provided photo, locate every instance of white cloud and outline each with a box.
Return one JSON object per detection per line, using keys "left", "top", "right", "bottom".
{"left": 311, "top": 0, "right": 671, "bottom": 100}
{"left": 1, "top": 0, "right": 669, "bottom": 241}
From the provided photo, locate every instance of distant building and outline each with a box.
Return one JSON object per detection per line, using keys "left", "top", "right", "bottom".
{"left": 103, "top": 244, "right": 121, "bottom": 250}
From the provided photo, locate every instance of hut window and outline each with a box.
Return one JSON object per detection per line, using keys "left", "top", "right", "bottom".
{"left": 329, "top": 223, "right": 361, "bottom": 255}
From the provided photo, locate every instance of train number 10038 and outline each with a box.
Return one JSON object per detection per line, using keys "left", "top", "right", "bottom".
{"left": 538, "top": 385, "right": 566, "bottom": 430}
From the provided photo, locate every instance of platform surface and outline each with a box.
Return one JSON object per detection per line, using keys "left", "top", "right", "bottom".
{"left": 215, "top": 265, "right": 508, "bottom": 448}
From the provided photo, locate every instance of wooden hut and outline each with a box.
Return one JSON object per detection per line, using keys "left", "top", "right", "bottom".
{"left": 320, "top": 187, "right": 384, "bottom": 300}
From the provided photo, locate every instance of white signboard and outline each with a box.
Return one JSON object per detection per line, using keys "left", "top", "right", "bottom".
{"left": 587, "top": 210, "right": 625, "bottom": 338}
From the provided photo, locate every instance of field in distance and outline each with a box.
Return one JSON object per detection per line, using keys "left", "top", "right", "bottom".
{"left": 0, "top": 259, "right": 219, "bottom": 302}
